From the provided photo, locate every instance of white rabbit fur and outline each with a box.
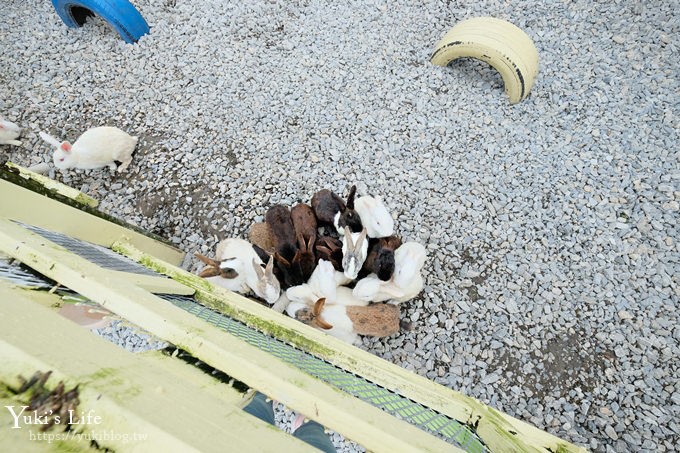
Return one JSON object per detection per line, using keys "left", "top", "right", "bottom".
{"left": 286, "top": 284, "right": 318, "bottom": 305}
{"left": 318, "top": 305, "right": 359, "bottom": 344}
{"left": 334, "top": 286, "right": 369, "bottom": 306}
{"left": 334, "top": 271, "right": 353, "bottom": 286}
{"left": 352, "top": 274, "right": 404, "bottom": 303}
{"left": 354, "top": 196, "right": 394, "bottom": 238}
{"left": 393, "top": 242, "right": 427, "bottom": 289}
{"left": 388, "top": 273, "right": 424, "bottom": 304}
{"left": 341, "top": 228, "right": 368, "bottom": 280}
{"left": 285, "top": 300, "right": 309, "bottom": 318}
{"left": 208, "top": 238, "right": 280, "bottom": 304}
{"left": 0, "top": 117, "right": 22, "bottom": 146}
{"left": 286, "top": 301, "right": 358, "bottom": 345}
{"left": 353, "top": 272, "right": 423, "bottom": 304}
{"left": 287, "top": 283, "right": 368, "bottom": 308}
{"left": 271, "top": 292, "right": 291, "bottom": 313}
{"left": 205, "top": 258, "right": 249, "bottom": 293}
{"left": 40, "top": 126, "right": 137, "bottom": 172}
{"left": 287, "top": 259, "right": 338, "bottom": 305}
{"left": 307, "top": 260, "right": 337, "bottom": 303}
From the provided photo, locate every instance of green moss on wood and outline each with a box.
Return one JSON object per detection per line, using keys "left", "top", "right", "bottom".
{"left": 1, "top": 162, "right": 177, "bottom": 248}
{"left": 5, "top": 162, "right": 99, "bottom": 208}
{"left": 113, "top": 241, "right": 338, "bottom": 359}
{"left": 81, "top": 367, "right": 141, "bottom": 401}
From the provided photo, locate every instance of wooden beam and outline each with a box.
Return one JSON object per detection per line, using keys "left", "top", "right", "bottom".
{"left": 5, "top": 161, "right": 99, "bottom": 208}
{"left": 0, "top": 179, "right": 185, "bottom": 265}
{"left": 0, "top": 282, "right": 316, "bottom": 452}
{"left": 113, "top": 241, "right": 588, "bottom": 453}
{"left": 0, "top": 219, "right": 462, "bottom": 452}
{"left": 110, "top": 271, "right": 195, "bottom": 296}
{"left": 5, "top": 285, "right": 237, "bottom": 409}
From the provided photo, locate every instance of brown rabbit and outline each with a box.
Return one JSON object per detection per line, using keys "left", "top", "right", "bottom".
{"left": 293, "top": 235, "right": 316, "bottom": 283}
{"left": 265, "top": 205, "right": 297, "bottom": 251}
{"left": 290, "top": 203, "right": 317, "bottom": 244}
{"left": 315, "top": 235, "right": 343, "bottom": 271}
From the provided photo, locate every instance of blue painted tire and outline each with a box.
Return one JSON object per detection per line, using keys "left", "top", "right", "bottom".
{"left": 51, "top": 0, "right": 150, "bottom": 43}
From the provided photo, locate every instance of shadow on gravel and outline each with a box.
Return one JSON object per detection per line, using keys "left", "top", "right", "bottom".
{"left": 494, "top": 329, "right": 614, "bottom": 400}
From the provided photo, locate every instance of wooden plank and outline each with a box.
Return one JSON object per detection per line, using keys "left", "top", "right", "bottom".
{"left": 110, "top": 271, "right": 195, "bottom": 296}
{"left": 0, "top": 179, "right": 184, "bottom": 266}
{"left": 4, "top": 285, "right": 238, "bottom": 409}
{"left": 5, "top": 161, "right": 99, "bottom": 208}
{"left": 113, "top": 241, "right": 588, "bottom": 453}
{"left": 0, "top": 282, "right": 316, "bottom": 453}
{"left": 0, "top": 219, "right": 462, "bottom": 453}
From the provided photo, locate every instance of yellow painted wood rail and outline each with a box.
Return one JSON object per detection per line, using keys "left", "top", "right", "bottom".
{"left": 0, "top": 163, "right": 184, "bottom": 265}
{"left": 0, "top": 282, "right": 316, "bottom": 452}
{"left": 0, "top": 218, "right": 462, "bottom": 452}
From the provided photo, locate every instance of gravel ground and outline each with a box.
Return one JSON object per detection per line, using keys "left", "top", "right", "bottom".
{"left": 1, "top": 0, "right": 678, "bottom": 451}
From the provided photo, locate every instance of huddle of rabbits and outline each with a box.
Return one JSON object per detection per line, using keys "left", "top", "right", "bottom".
{"left": 1, "top": 114, "right": 137, "bottom": 173}
{"left": 196, "top": 185, "right": 427, "bottom": 345}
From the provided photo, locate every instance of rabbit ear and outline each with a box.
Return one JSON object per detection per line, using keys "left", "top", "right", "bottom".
{"left": 195, "top": 253, "right": 221, "bottom": 268}
{"left": 199, "top": 267, "right": 221, "bottom": 278}
{"left": 356, "top": 228, "right": 368, "bottom": 248}
{"left": 61, "top": 142, "right": 72, "bottom": 152}
{"left": 346, "top": 185, "right": 357, "bottom": 208}
{"left": 252, "top": 258, "right": 265, "bottom": 278}
{"left": 265, "top": 255, "right": 275, "bottom": 276}
{"left": 39, "top": 131, "right": 62, "bottom": 147}
{"left": 316, "top": 245, "right": 331, "bottom": 254}
{"left": 313, "top": 299, "right": 333, "bottom": 330}
{"left": 313, "top": 298, "right": 326, "bottom": 316}
{"left": 344, "top": 227, "right": 353, "bottom": 249}
{"left": 297, "top": 233, "right": 308, "bottom": 252}
{"left": 274, "top": 252, "right": 291, "bottom": 267}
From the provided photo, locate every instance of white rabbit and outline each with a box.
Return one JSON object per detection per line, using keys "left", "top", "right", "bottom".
{"left": 287, "top": 298, "right": 359, "bottom": 344}
{"left": 353, "top": 274, "right": 405, "bottom": 303}
{"left": 354, "top": 196, "right": 394, "bottom": 238}
{"left": 197, "top": 238, "right": 280, "bottom": 304}
{"left": 39, "top": 126, "right": 137, "bottom": 172}
{"left": 199, "top": 257, "right": 249, "bottom": 293}
{"left": 393, "top": 242, "right": 427, "bottom": 289}
{"left": 334, "top": 286, "right": 369, "bottom": 307}
{"left": 334, "top": 271, "right": 353, "bottom": 286}
{"left": 289, "top": 298, "right": 399, "bottom": 345}
{"left": 248, "top": 257, "right": 281, "bottom": 304}
{"left": 307, "top": 260, "right": 337, "bottom": 303}
{"left": 354, "top": 242, "right": 426, "bottom": 303}
{"left": 286, "top": 260, "right": 339, "bottom": 305}
{"left": 389, "top": 272, "right": 424, "bottom": 304}
{"left": 0, "top": 117, "right": 22, "bottom": 146}
{"left": 286, "top": 283, "right": 318, "bottom": 305}
{"left": 341, "top": 227, "right": 368, "bottom": 280}
{"left": 270, "top": 292, "right": 291, "bottom": 313}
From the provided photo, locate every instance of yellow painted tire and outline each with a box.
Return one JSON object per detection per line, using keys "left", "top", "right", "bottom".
{"left": 431, "top": 17, "right": 539, "bottom": 104}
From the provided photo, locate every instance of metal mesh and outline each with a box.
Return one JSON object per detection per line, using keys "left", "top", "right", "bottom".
{"left": 159, "top": 294, "right": 486, "bottom": 453}
{"left": 19, "top": 223, "right": 162, "bottom": 277}
{"left": 3, "top": 220, "right": 486, "bottom": 451}
{"left": 0, "top": 259, "right": 55, "bottom": 289}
